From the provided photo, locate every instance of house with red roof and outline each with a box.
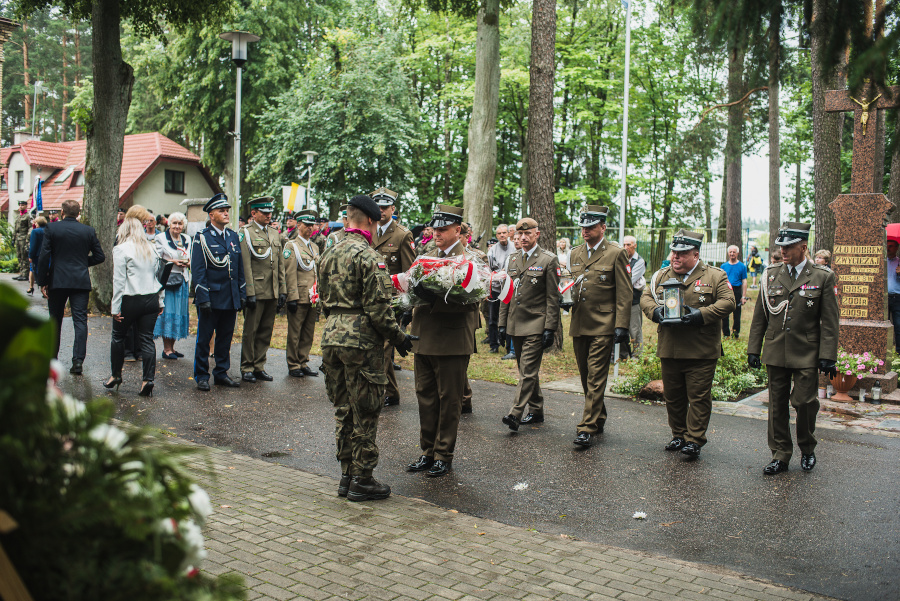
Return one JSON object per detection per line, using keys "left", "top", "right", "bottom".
{"left": 2, "top": 132, "right": 221, "bottom": 222}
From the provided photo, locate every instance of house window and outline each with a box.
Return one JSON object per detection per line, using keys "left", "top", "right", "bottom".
{"left": 74, "top": 171, "right": 84, "bottom": 186}
{"left": 164, "top": 169, "right": 185, "bottom": 194}
{"left": 15, "top": 170, "right": 24, "bottom": 192}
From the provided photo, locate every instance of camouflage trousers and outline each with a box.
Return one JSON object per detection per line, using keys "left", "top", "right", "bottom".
{"left": 16, "top": 239, "right": 29, "bottom": 277}
{"left": 323, "top": 345, "right": 388, "bottom": 477}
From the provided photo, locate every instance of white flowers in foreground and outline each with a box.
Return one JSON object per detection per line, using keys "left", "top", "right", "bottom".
{"left": 188, "top": 484, "right": 213, "bottom": 526}
{"left": 632, "top": 511, "right": 647, "bottom": 520}
{"left": 513, "top": 482, "right": 529, "bottom": 491}
{"left": 89, "top": 423, "right": 129, "bottom": 452}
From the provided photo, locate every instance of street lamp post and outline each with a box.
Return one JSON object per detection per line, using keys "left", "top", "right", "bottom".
{"left": 31, "top": 80, "right": 43, "bottom": 137}
{"left": 614, "top": 0, "right": 632, "bottom": 379}
{"left": 302, "top": 150, "right": 318, "bottom": 212}
{"left": 219, "top": 31, "right": 260, "bottom": 222}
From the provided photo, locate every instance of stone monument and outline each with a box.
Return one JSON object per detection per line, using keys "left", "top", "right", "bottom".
{"left": 824, "top": 81, "right": 900, "bottom": 397}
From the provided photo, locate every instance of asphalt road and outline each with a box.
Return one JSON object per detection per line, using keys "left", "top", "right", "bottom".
{"left": 21, "top": 275, "right": 897, "bottom": 601}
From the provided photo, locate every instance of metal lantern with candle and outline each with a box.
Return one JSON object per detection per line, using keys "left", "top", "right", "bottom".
{"left": 660, "top": 277, "right": 684, "bottom": 323}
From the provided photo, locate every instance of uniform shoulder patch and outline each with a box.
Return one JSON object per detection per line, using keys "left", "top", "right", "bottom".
{"left": 283, "top": 247, "right": 292, "bottom": 259}
{"left": 238, "top": 230, "right": 245, "bottom": 242}
{"left": 326, "top": 237, "right": 334, "bottom": 249}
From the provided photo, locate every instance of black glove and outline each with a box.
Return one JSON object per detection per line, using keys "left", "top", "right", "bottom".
{"left": 197, "top": 301, "right": 212, "bottom": 316}
{"left": 396, "top": 334, "right": 419, "bottom": 358}
{"left": 542, "top": 329, "right": 555, "bottom": 349}
{"left": 614, "top": 327, "right": 630, "bottom": 344}
{"left": 412, "top": 283, "right": 441, "bottom": 303}
{"left": 681, "top": 305, "right": 704, "bottom": 327}
{"left": 651, "top": 306, "right": 665, "bottom": 323}
{"left": 246, "top": 296, "right": 257, "bottom": 311}
{"left": 818, "top": 359, "right": 837, "bottom": 379}
{"left": 277, "top": 293, "right": 287, "bottom": 310}
{"left": 748, "top": 353, "right": 762, "bottom": 369}
{"left": 400, "top": 311, "right": 413, "bottom": 328}
{"left": 287, "top": 300, "right": 298, "bottom": 313}
{"left": 499, "top": 326, "right": 507, "bottom": 338}
{"left": 323, "top": 306, "right": 330, "bottom": 318}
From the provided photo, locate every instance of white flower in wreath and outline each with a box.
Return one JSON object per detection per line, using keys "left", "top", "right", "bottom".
{"left": 89, "top": 423, "right": 129, "bottom": 453}
{"left": 48, "top": 391, "right": 86, "bottom": 420}
{"left": 188, "top": 484, "right": 213, "bottom": 525}
{"left": 179, "top": 519, "right": 208, "bottom": 567}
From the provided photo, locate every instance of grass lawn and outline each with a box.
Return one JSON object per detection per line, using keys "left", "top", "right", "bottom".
{"left": 187, "top": 286, "right": 762, "bottom": 388}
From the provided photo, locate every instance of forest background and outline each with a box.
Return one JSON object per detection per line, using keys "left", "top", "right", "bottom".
{"left": 2, "top": 0, "right": 899, "bottom": 249}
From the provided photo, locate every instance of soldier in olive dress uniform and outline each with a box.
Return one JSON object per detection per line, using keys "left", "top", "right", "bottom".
{"left": 311, "top": 217, "right": 329, "bottom": 254}
{"left": 14, "top": 200, "right": 33, "bottom": 281}
{"left": 281, "top": 214, "right": 299, "bottom": 245}
{"left": 405, "top": 205, "right": 478, "bottom": 478}
{"left": 567, "top": 206, "right": 632, "bottom": 447}
{"left": 748, "top": 222, "right": 839, "bottom": 475}
{"left": 318, "top": 195, "right": 416, "bottom": 502}
{"left": 284, "top": 209, "right": 320, "bottom": 378}
{"left": 499, "top": 218, "right": 560, "bottom": 431}
{"left": 640, "top": 230, "right": 735, "bottom": 459}
{"left": 239, "top": 197, "right": 286, "bottom": 383}
{"left": 371, "top": 187, "right": 416, "bottom": 407}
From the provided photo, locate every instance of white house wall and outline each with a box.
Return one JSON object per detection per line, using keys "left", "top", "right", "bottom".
{"left": 5, "top": 151, "right": 32, "bottom": 222}
{"left": 130, "top": 161, "right": 216, "bottom": 217}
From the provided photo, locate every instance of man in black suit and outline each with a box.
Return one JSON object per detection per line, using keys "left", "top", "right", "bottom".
{"left": 37, "top": 199, "right": 105, "bottom": 374}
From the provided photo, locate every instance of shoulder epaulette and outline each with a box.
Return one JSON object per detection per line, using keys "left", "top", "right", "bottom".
{"left": 812, "top": 264, "right": 831, "bottom": 272}
{"left": 608, "top": 240, "right": 622, "bottom": 248}
{"left": 708, "top": 264, "right": 725, "bottom": 273}
{"left": 540, "top": 248, "right": 556, "bottom": 259}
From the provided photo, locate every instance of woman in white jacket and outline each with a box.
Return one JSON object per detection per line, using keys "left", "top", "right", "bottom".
{"left": 104, "top": 217, "right": 164, "bottom": 397}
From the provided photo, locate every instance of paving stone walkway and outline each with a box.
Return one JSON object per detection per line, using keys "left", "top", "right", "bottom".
{"left": 183, "top": 442, "right": 837, "bottom": 601}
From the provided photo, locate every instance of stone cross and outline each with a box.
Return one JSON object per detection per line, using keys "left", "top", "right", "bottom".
{"left": 824, "top": 82, "right": 900, "bottom": 194}
{"left": 824, "top": 81, "right": 900, "bottom": 398}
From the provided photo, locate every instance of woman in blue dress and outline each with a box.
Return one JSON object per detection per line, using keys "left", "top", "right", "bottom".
{"left": 27, "top": 215, "right": 47, "bottom": 295}
{"left": 153, "top": 212, "right": 191, "bottom": 358}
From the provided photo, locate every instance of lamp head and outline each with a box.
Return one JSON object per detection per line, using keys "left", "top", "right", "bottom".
{"left": 219, "top": 31, "right": 260, "bottom": 67}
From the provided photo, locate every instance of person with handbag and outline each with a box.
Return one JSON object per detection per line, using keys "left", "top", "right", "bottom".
{"left": 154, "top": 212, "right": 191, "bottom": 359}
{"left": 104, "top": 217, "right": 165, "bottom": 397}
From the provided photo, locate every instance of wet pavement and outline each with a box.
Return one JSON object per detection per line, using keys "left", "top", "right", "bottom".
{"left": 17, "top": 274, "right": 899, "bottom": 601}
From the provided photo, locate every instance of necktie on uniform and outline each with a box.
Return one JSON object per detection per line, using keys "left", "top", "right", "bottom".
{"left": 438, "top": 250, "right": 446, "bottom": 258}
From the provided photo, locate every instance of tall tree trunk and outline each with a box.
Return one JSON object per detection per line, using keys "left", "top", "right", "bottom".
{"left": 810, "top": 0, "right": 841, "bottom": 252}
{"left": 527, "top": 0, "right": 556, "bottom": 246}
{"left": 872, "top": 0, "right": 886, "bottom": 192}
{"left": 462, "top": 0, "right": 501, "bottom": 249}
{"left": 704, "top": 161, "right": 713, "bottom": 240}
{"left": 74, "top": 24, "right": 81, "bottom": 141}
{"left": 61, "top": 32, "right": 68, "bottom": 142}
{"left": 725, "top": 42, "right": 744, "bottom": 257}
{"left": 527, "top": 0, "right": 557, "bottom": 348}
{"left": 768, "top": 6, "right": 782, "bottom": 248}
{"left": 794, "top": 157, "right": 802, "bottom": 221}
{"left": 84, "top": 0, "right": 134, "bottom": 311}
{"left": 23, "top": 23, "right": 30, "bottom": 124}
{"left": 718, "top": 163, "right": 727, "bottom": 241}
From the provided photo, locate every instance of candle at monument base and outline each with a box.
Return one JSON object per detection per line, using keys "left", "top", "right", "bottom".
{"left": 818, "top": 387, "right": 826, "bottom": 399}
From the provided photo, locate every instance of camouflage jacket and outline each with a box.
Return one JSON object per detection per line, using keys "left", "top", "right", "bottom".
{"left": 318, "top": 231, "right": 405, "bottom": 350}
{"left": 14, "top": 212, "right": 32, "bottom": 243}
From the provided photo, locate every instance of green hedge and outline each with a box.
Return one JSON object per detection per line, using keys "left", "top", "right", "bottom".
{"left": 0, "top": 258, "right": 18, "bottom": 273}
{"left": 612, "top": 337, "right": 767, "bottom": 402}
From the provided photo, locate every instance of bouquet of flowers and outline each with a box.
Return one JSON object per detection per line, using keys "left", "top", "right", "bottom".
{"left": 835, "top": 349, "right": 884, "bottom": 376}
{"left": 391, "top": 254, "right": 514, "bottom": 309}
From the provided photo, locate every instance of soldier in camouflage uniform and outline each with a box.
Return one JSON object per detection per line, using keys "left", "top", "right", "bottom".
{"left": 318, "top": 195, "right": 416, "bottom": 502}
{"left": 14, "top": 200, "right": 32, "bottom": 280}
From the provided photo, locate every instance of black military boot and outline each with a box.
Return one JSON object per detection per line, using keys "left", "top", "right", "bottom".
{"left": 346, "top": 476, "right": 391, "bottom": 502}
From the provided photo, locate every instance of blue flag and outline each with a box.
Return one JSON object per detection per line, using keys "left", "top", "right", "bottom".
{"left": 35, "top": 178, "right": 43, "bottom": 212}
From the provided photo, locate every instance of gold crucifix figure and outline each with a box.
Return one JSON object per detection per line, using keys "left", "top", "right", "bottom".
{"left": 850, "top": 93, "right": 882, "bottom": 135}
